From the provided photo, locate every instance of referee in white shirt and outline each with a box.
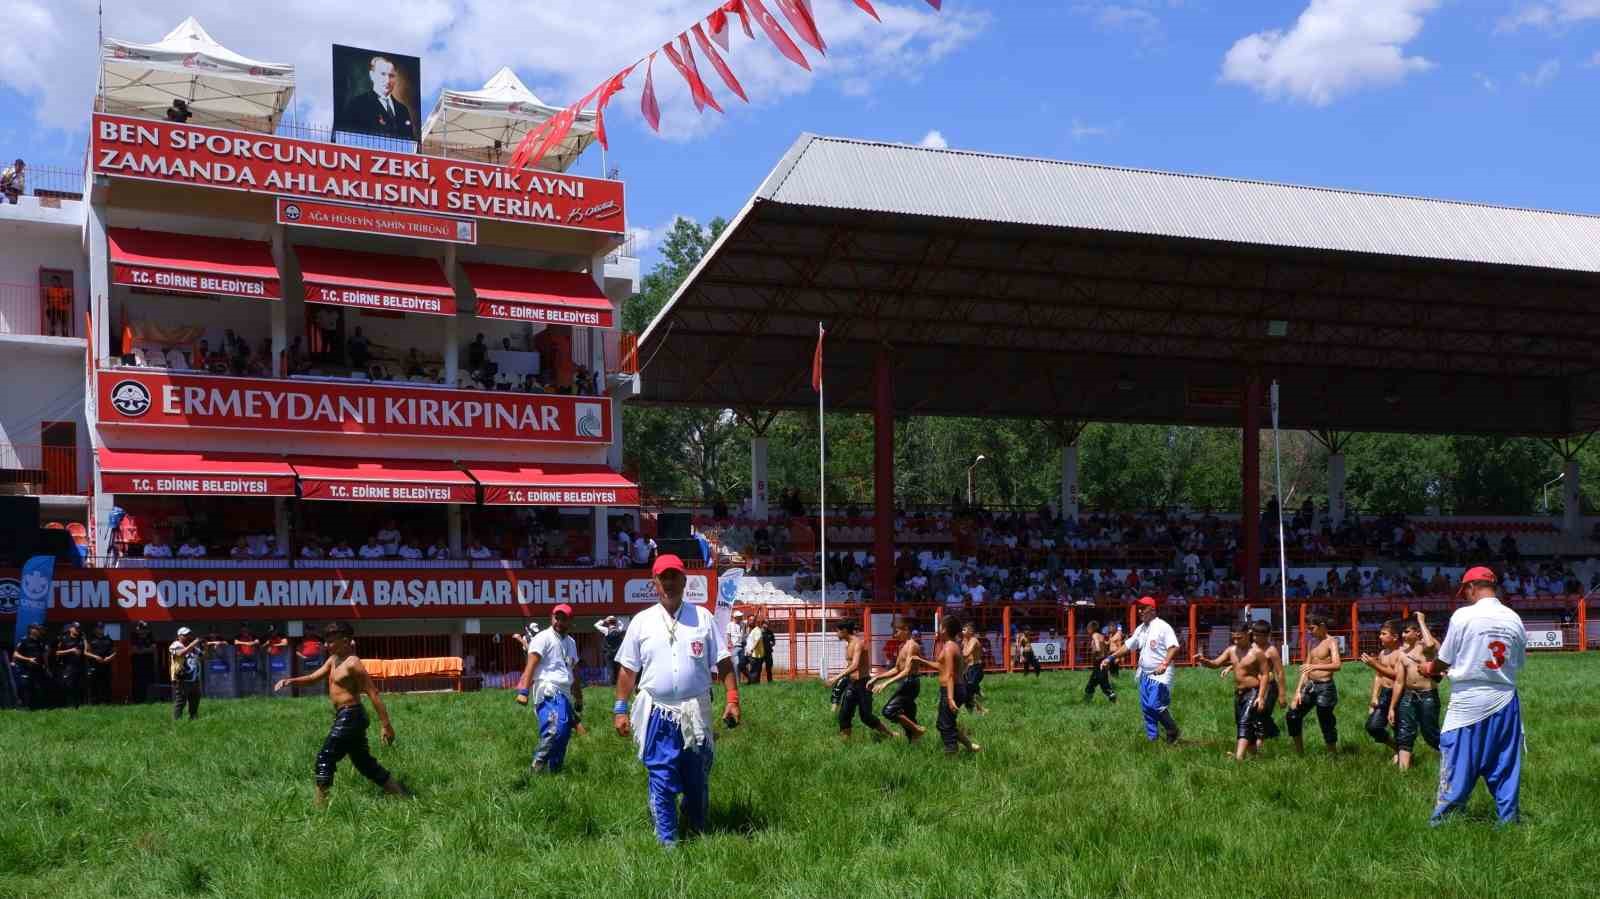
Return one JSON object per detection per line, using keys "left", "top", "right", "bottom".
{"left": 614, "top": 555, "right": 741, "bottom": 845}
{"left": 1102, "top": 596, "right": 1182, "bottom": 744}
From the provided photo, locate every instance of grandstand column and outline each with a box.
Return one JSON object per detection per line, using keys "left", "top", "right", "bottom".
{"left": 591, "top": 506, "right": 608, "bottom": 564}
{"left": 86, "top": 196, "right": 114, "bottom": 554}
{"left": 269, "top": 226, "right": 288, "bottom": 366}
{"left": 872, "top": 347, "right": 894, "bottom": 606}
{"left": 274, "top": 499, "right": 290, "bottom": 556}
{"left": 447, "top": 505, "right": 463, "bottom": 556}
{"left": 444, "top": 245, "right": 461, "bottom": 385}
{"left": 750, "top": 437, "right": 769, "bottom": 521}
{"left": 1060, "top": 444, "right": 1079, "bottom": 519}
{"left": 1242, "top": 372, "right": 1263, "bottom": 601}
{"left": 1562, "top": 457, "right": 1581, "bottom": 538}
{"left": 1327, "top": 452, "right": 1346, "bottom": 528}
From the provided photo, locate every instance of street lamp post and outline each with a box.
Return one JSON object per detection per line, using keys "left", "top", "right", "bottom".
{"left": 966, "top": 454, "right": 987, "bottom": 506}
{"left": 1542, "top": 472, "right": 1565, "bottom": 514}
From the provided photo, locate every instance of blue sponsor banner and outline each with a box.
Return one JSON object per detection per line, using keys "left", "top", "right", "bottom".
{"left": 13, "top": 556, "right": 54, "bottom": 644}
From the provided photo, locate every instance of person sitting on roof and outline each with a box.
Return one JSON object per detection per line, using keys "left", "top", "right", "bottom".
{"left": 165, "top": 99, "right": 193, "bottom": 123}
{"left": 1, "top": 159, "right": 24, "bottom": 204}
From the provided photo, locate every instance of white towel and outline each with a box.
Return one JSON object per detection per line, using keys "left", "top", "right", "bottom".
{"left": 630, "top": 689, "right": 713, "bottom": 760}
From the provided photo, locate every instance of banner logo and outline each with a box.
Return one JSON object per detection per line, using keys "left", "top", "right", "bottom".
{"left": 109, "top": 380, "right": 152, "bottom": 417}
{"left": 575, "top": 402, "right": 603, "bottom": 438}
{"left": 282, "top": 202, "right": 302, "bottom": 222}
{"left": 0, "top": 578, "right": 18, "bottom": 614}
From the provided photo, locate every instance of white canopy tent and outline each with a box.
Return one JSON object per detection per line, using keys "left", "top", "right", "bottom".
{"left": 100, "top": 17, "right": 295, "bottom": 134}
{"left": 419, "top": 68, "right": 596, "bottom": 171}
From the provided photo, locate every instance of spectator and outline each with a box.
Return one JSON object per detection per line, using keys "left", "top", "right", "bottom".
{"left": 467, "top": 334, "right": 487, "bottom": 371}
{"left": 53, "top": 622, "right": 87, "bottom": 708}
{"left": 44, "top": 274, "right": 72, "bottom": 337}
{"left": 143, "top": 535, "right": 174, "bottom": 558}
{"left": 398, "top": 539, "right": 424, "bottom": 561}
{"left": 348, "top": 327, "right": 370, "bottom": 370}
{"left": 328, "top": 540, "right": 356, "bottom": 560}
{"left": 596, "top": 615, "right": 625, "bottom": 683}
{"left": 631, "top": 532, "right": 655, "bottom": 566}
{"left": 169, "top": 627, "right": 204, "bottom": 720}
{"left": 1, "top": 158, "right": 24, "bottom": 204}
{"left": 427, "top": 538, "right": 451, "bottom": 560}
{"left": 234, "top": 625, "right": 260, "bottom": 660}
{"left": 377, "top": 520, "right": 401, "bottom": 555}
{"left": 177, "top": 537, "right": 207, "bottom": 559}
{"left": 467, "top": 538, "right": 495, "bottom": 560}
{"left": 759, "top": 621, "right": 777, "bottom": 683}
{"left": 358, "top": 537, "right": 387, "bottom": 560}
{"left": 405, "top": 348, "right": 426, "bottom": 379}
{"left": 299, "top": 540, "right": 325, "bottom": 560}
{"left": 743, "top": 619, "right": 765, "bottom": 684}
{"left": 229, "top": 537, "right": 251, "bottom": 560}
{"left": 165, "top": 99, "right": 193, "bottom": 122}
{"left": 287, "top": 336, "right": 309, "bottom": 374}
{"left": 129, "top": 621, "right": 157, "bottom": 704}
{"left": 727, "top": 610, "right": 748, "bottom": 678}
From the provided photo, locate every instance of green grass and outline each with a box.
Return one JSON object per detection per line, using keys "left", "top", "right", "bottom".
{"left": 4, "top": 655, "right": 1599, "bottom": 899}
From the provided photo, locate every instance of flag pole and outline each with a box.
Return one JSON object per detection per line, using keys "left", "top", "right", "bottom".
{"left": 817, "top": 321, "right": 828, "bottom": 681}
{"left": 1270, "top": 380, "right": 1290, "bottom": 665}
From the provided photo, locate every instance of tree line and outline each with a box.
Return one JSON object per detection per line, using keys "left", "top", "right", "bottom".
{"left": 622, "top": 218, "right": 1597, "bottom": 517}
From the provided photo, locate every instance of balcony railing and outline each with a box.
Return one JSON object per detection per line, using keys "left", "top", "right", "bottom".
{"left": 0, "top": 443, "right": 80, "bottom": 495}
{"left": 605, "top": 234, "right": 639, "bottom": 262}
{"left": 0, "top": 281, "right": 78, "bottom": 338}
{"left": 2, "top": 165, "right": 85, "bottom": 202}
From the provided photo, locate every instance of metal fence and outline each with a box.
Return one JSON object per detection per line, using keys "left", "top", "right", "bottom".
{"left": 0, "top": 442, "right": 79, "bottom": 494}
{"left": 6, "top": 165, "right": 85, "bottom": 200}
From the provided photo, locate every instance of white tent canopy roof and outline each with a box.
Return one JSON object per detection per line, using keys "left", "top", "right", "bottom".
{"left": 419, "top": 67, "right": 595, "bottom": 172}
{"left": 100, "top": 16, "right": 295, "bottom": 134}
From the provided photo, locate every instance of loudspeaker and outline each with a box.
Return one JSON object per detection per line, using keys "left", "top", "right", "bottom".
{"left": 656, "top": 538, "right": 702, "bottom": 563}
{"left": 0, "top": 496, "right": 40, "bottom": 565}
{"left": 658, "top": 512, "right": 692, "bottom": 540}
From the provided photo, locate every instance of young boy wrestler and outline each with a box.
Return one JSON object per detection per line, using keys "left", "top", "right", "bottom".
{"left": 1286, "top": 613, "right": 1342, "bottom": 754}
{"left": 867, "top": 618, "right": 932, "bottom": 739}
{"left": 959, "top": 622, "right": 990, "bottom": 715}
{"left": 830, "top": 619, "right": 894, "bottom": 740}
{"left": 1084, "top": 621, "right": 1117, "bottom": 703}
{"left": 274, "top": 621, "right": 409, "bottom": 806}
{"left": 1358, "top": 619, "right": 1406, "bottom": 754}
{"left": 1392, "top": 614, "right": 1443, "bottom": 770}
{"left": 935, "top": 616, "right": 981, "bottom": 754}
{"left": 1197, "top": 624, "right": 1263, "bottom": 760}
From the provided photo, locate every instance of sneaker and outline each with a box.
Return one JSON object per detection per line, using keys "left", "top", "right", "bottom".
{"left": 1165, "top": 728, "right": 1181, "bottom": 745}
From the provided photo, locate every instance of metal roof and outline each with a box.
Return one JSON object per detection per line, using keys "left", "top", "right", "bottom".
{"left": 759, "top": 135, "right": 1600, "bottom": 275}
{"left": 637, "top": 135, "right": 1600, "bottom": 438}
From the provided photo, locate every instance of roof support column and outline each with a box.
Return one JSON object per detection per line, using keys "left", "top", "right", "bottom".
{"left": 1563, "top": 457, "right": 1581, "bottom": 540}
{"left": 1327, "top": 452, "right": 1346, "bottom": 531}
{"left": 1242, "top": 371, "right": 1262, "bottom": 602}
{"left": 750, "top": 437, "right": 769, "bottom": 522}
{"left": 873, "top": 347, "right": 895, "bottom": 605}
{"left": 1061, "top": 444, "right": 1080, "bottom": 520}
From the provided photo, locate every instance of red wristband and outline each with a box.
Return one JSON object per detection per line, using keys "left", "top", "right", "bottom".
{"left": 727, "top": 689, "right": 740, "bottom": 704}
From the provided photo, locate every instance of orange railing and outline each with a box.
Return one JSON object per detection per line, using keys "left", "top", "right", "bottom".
{"left": 0, "top": 442, "right": 80, "bottom": 494}
{"left": 0, "top": 282, "right": 79, "bottom": 338}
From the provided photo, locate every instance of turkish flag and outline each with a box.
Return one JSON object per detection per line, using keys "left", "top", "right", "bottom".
{"left": 663, "top": 37, "right": 723, "bottom": 114}
{"left": 850, "top": 0, "right": 880, "bottom": 20}
{"left": 812, "top": 324, "right": 825, "bottom": 393}
{"left": 744, "top": 0, "right": 811, "bottom": 71}
{"left": 708, "top": 9, "right": 732, "bottom": 50}
{"left": 774, "top": 0, "right": 826, "bottom": 53}
{"left": 594, "top": 63, "right": 637, "bottom": 150}
{"left": 693, "top": 23, "right": 748, "bottom": 102}
{"left": 724, "top": 1, "right": 756, "bottom": 39}
{"left": 640, "top": 53, "right": 661, "bottom": 132}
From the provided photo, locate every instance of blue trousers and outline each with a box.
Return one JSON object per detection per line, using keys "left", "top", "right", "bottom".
{"left": 533, "top": 694, "right": 574, "bottom": 772}
{"left": 1138, "top": 676, "right": 1176, "bottom": 741}
{"left": 1431, "top": 695, "right": 1522, "bottom": 826}
{"left": 642, "top": 707, "right": 713, "bottom": 845}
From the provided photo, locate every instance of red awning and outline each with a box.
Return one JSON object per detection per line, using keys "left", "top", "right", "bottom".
{"left": 108, "top": 228, "right": 280, "bottom": 300}
{"left": 462, "top": 263, "right": 613, "bottom": 328}
{"left": 98, "top": 448, "right": 296, "bottom": 496}
{"left": 295, "top": 246, "right": 455, "bottom": 316}
{"left": 466, "top": 462, "right": 639, "bottom": 506}
{"left": 289, "top": 456, "right": 476, "bottom": 503}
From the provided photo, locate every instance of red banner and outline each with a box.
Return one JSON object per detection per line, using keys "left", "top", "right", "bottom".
{"left": 299, "top": 479, "right": 477, "bottom": 503}
{"left": 112, "top": 262, "right": 280, "bottom": 300}
{"left": 0, "top": 567, "right": 714, "bottom": 623}
{"left": 277, "top": 198, "right": 477, "bottom": 244}
{"left": 302, "top": 281, "right": 454, "bottom": 316}
{"left": 92, "top": 114, "right": 625, "bottom": 234}
{"left": 474, "top": 299, "right": 612, "bottom": 328}
{"left": 482, "top": 486, "right": 641, "bottom": 506}
{"left": 97, "top": 369, "right": 613, "bottom": 444}
{"left": 101, "top": 472, "right": 296, "bottom": 497}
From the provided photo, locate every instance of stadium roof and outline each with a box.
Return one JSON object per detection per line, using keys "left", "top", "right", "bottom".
{"left": 638, "top": 135, "right": 1600, "bottom": 438}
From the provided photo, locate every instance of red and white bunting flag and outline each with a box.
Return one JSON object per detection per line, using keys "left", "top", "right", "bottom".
{"left": 924, "top": 0, "right": 942, "bottom": 8}
{"left": 812, "top": 323, "right": 825, "bottom": 393}
{"left": 774, "top": 0, "right": 826, "bottom": 53}
{"left": 640, "top": 52, "right": 661, "bottom": 132}
{"left": 692, "top": 23, "right": 748, "bottom": 102}
{"left": 724, "top": 0, "right": 756, "bottom": 39}
{"left": 520, "top": 81, "right": 604, "bottom": 170}
{"left": 850, "top": 0, "right": 881, "bottom": 20}
{"left": 744, "top": 0, "right": 811, "bottom": 70}
{"left": 593, "top": 63, "right": 637, "bottom": 150}
{"left": 663, "top": 36, "right": 724, "bottom": 113}
{"left": 707, "top": 9, "right": 732, "bottom": 50}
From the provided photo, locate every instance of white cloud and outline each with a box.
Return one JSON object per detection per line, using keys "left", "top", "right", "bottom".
{"left": 1474, "top": 72, "right": 1499, "bottom": 92}
{"left": 1220, "top": 0, "right": 1440, "bottom": 106}
{"left": 1587, "top": 50, "right": 1600, "bottom": 66}
{"left": 917, "top": 129, "right": 948, "bottom": 149}
{"left": 1498, "top": 2, "right": 1600, "bottom": 32}
{"left": 1069, "top": 118, "right": 1119, "bottom": 140}
{"left": 1074, "top": 2, "right": 1177, "bottom": 46}
{"left": 4, "top": 1, "right": 986, "bottom": 139}
{"left": 1521, "top": 58, "right": 1561, "bottom": 86}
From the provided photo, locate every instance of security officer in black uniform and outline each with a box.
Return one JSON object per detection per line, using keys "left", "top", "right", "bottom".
{"left": 85, "top": 622, "right": 118, "bottom": 705}
{"left": 129, "top": 621, "right": 157, "bottom": 703}
{"left": 11, "top": 622, "right": 49, "bottom": 709}
{"left": 53, "top": 621, "right": 87, "bottom": 708}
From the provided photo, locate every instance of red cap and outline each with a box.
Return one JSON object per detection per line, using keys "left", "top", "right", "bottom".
{"left": 551, "top": 604, "right": 573, "bottom": 617}
{"left": 652, "top": 554, "right": 686, "bottom": 577}
{"left": 1458, "top": 566, "right": 1496, "bottom": 596}
{"left": 1135, "top": 596, "right": 1157, "bottom": 609}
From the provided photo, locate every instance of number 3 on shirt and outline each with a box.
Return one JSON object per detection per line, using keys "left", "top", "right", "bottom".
{"left": 1484, "top": 640, "right": 1508, "bottom": 670}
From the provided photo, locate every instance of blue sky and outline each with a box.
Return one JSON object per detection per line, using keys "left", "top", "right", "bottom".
{"left": 6, "top": 1, "right": 1600, "bottom": 267}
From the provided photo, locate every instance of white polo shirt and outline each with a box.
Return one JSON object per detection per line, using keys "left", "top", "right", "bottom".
{"left": 1125, "top": 616, "right": 1179, "bottom": 685}
{"left": 617, "top": 602, "right": 729, "bottom": 704}
{"left": 527, "top": 627, "right": 578, "bottom": 692}
{"left": 1437, "top": 596, "right": 1525, "bottom": 732}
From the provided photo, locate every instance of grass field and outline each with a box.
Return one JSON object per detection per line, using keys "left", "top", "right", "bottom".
{"left": 4, "top": 654, "right": 1599, "bottom": 899}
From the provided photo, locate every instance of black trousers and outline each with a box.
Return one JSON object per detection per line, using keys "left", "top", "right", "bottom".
{"left": 1366, "top": 687, "right": 1395, "bottom": 745}
{"left": 172, "top": 680, "right": 201, "bottom": 720}
{"left": 131, "top": 656, "right": 155, "bottom": 703}
{"left": 1396, "top": 688, "right": 1441, "bottom": 752}
{"left": 881, "top": 677, "right": 920, "bottom": 735}
{"left": 936, "top": 684, "right": 967, "bottom": 752}
{"left": 315, "top": 703, "right": 391, "bottom": 788}
{"left": 1021, "top": 651, "right": 1042, "bottom": 676}
{"left": 55, "top": 669, "right": 83, "bottom": 709}
{"left": 86, "top": 665, "right": 113, "bottom": 705}
{"left": 12, "top": 666, "right": 44, "bottom": 710}
{"left": 962, "top": 663, "right": 984, "bottom": 709}
{"left": 758, "top": 653, "right": 774, "bottom": 683}
{"left": 837, "top": 679, "right": 881, "bottom": 731}
{"left": 1085, "top": 665, "right": 1117, "bottom": 701}
{"left": 1286, "top": 679, "right": 1338, "bottom": 745}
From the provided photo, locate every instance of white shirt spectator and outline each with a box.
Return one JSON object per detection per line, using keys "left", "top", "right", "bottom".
{"left": 358, "top": 541, "right": 387, "bottom": 560}
{"left": 967, "top": 584, "right": 987, "bottom": 606}
{"left": 1125, "top": 616, "right": 1180, "bottom": 686}
{"left": 300, "top": 544, "right": 324, "bottom": 559}
{"left": 1437, "top": 595, "right": 1525, "bottom": 732}
{"left": 427, "top": 542, "right": 450, "bottom": 560}
{"left": 527, "top": 627, "right": 578, "bottom": 693}
{"left": 398, "top": 543, "right": 424, "bottom": 560}
{"left": 469, "top": 542, "right": 495, "bottom": 560}
{"left": 632, "top": 535, "right": 652, "bottom": 565}
{"left": 143, "top": 541, "right": 174, "bottom": 558}
{"left": 229, "top": 543, "right": 250, "bottom": 560}
{"left": 377, "top": 527, "right": 401, "bottom": 555}
{"left": 177, "top": 540, "right": 206, "bottom": 558}
{"left": 725, "top": 619, "right": 747, "bottom": 653}
{"left": 1182, "top": 552, "right": 1200, "bottom": 573}
{"left": 328, "top": 544, "right": 356, "bottom": 560}
{"left": 617, "top": 602, "right": 729, "bottom": 704}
